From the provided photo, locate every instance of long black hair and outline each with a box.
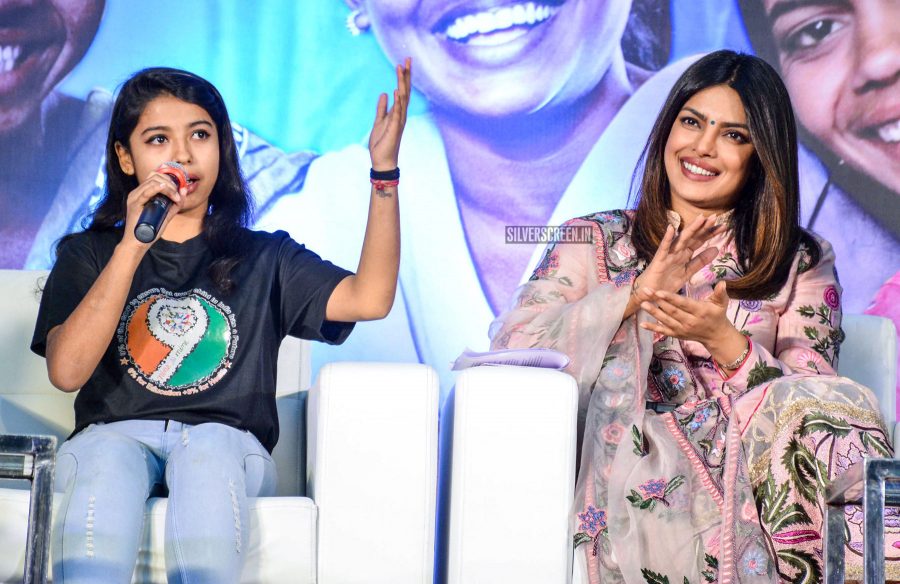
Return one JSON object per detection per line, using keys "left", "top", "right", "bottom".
{"left": 631, "top": 50, "right": 819, "bottom": 299}
{"left": 60, "top": 67, "right": 253, "bottom": 294}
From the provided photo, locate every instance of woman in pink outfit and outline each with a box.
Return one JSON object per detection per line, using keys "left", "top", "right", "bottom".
{"left": 490, "top": 50, "right": 899, "bottom": 583}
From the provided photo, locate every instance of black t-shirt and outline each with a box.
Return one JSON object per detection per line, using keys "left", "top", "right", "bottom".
{"left": 31, "top": 228, "right": 354, "bottom": 452}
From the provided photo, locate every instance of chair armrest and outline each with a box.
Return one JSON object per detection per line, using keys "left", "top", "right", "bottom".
{"left": 440, "top": 366, "right": 578, "bottom": 584}
{"left": 307, "top": 362, "right": 438, "bottom": 584}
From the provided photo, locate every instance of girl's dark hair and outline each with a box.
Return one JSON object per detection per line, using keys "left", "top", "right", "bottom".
{"left": 737, "top": 0, "right": 900, "bottom": 239}
{"left": 622, "top": 0, "right": 671, "bottom": 71}
{"left": 61, "top": 67, "right": 253, "bottom": 294}
{"left": 631, "top": 49, "right": 819, "bottom": 299}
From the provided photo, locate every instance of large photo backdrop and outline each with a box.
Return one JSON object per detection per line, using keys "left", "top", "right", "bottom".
{"left": 2, "top": 0, "right": 897, "bottom": 404}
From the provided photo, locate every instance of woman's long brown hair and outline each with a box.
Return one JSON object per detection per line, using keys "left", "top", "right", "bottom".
{"left": 630, "top": 50, "right": 819, "bottom": 299}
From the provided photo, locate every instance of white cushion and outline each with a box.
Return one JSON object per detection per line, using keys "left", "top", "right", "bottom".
{"left": 442, "top": 366, "right": 578, "bottom": 584}
{"left": 0, "top": 489, "right": 316, "bottom": 584}
{"left": 309, "top": 362, "right": 439, "bottom": 584}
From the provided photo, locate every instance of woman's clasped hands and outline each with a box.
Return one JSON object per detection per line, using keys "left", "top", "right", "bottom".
{"left": 631, "top": 214, "right": 749, "bottom": 369}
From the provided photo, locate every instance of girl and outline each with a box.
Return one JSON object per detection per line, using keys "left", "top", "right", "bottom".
{"left": 31, "top": 61, "right": 410, "bottom": 583}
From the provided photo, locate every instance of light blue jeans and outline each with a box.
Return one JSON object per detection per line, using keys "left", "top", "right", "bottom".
{"left": 51, "top": 420, "right": 277, "bottom": 584}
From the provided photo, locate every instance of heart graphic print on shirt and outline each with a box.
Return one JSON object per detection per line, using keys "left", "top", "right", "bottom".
{"left": 117, "top": 288, "right": 238, "bottom": 396}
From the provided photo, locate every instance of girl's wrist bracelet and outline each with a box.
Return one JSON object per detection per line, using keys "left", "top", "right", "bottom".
{"left": 370, "top": 167, "right": 400, "bottom": 181}
{"left": 371, "top": 178, "right": 399, "bottom": 192}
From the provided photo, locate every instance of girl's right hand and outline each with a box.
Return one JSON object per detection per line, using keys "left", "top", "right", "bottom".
{"left": 121, "top": 171, "right": 186, "bottom": 248}
{"left": 633, "top": 214, "right": 723, "bottom": 298}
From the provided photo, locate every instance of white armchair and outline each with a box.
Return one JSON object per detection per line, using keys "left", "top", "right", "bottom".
{"left": 0, "top": 269, "right": 439, "bottom": 584}
{"left": 438, "top": 314, "right": 899, "bottom": 584}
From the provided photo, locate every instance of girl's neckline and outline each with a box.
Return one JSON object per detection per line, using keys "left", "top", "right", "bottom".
{"left": 153, "top": 232, "right": 208, "bottom": 254}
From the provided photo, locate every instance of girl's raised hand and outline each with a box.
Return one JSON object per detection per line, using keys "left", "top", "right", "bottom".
{"left": 122, "top": 171, "right": 186, "bottom": 247}
{"left": 368, "top": 58, "right": 411, "bottom": 171}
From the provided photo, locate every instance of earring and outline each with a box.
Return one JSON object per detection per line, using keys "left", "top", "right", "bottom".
{"left": 346, "top": 9, "right": 370, "bottom": 36}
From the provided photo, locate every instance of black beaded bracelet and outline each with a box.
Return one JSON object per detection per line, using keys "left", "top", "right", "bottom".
{"left": 370, "top": 167, "right": 400, "bottom": 181}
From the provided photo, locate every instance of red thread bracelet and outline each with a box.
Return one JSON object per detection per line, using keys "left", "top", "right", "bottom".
{"left": 371, "top": 179, "right": 399, "bottom": 192}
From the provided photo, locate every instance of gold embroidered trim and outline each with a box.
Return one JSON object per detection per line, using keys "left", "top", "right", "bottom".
{"left": 775, "top": 398, "right": 887, "bottom": 437}
{"left": 749, "top": 453, "right": 771, "bottom": 486}
{"left": 846, "top": 560, "right": 900, "bottom": 580}
{"left": 746, "top": 398, "right": 887, "bottom": 484}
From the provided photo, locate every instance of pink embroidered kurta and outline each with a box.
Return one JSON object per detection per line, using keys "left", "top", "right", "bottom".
{"left": 490, "top": 210, "right": 899, "bottom": 583}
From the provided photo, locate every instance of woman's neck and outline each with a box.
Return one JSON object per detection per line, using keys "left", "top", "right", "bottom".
{"left": 435, "top": 58, "right": 640, "bottom": 226}
{"left": 431, "top": 57, "right": 647, "bottom": 314}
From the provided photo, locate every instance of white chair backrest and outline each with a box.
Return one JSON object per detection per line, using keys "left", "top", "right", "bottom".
{"left": 839, "top": 313, "right": 898, "bottom": 427}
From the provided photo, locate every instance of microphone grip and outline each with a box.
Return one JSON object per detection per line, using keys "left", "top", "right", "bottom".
{"left": 134, "top": 195, "right": 172, "bottom": 243}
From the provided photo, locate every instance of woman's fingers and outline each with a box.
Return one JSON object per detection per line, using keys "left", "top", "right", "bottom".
{"left": 685, "top": 246, "right": 719, "bottom": 277}
{"left": 673, "top": 215, "right": 720, "bottom": 254}
{"left": 639, "top": 320, "right": 675, "bottom": 336}
{"left": 652, "top": 224, "right": 675, "bottom": 261}
{"left": 640, "top": 298, "right": 685, "bottom": 331}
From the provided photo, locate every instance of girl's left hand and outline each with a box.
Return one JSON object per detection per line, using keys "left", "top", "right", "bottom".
{"left": 639, "top": 281, "right": 738, "bottom": 348}
{"left": 369, "top": 58, "right": 411, "bottom": 171}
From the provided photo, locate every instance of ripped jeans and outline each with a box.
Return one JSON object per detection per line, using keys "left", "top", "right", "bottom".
{"left": 51, "top": 420, "right": 277, "bottom": 584}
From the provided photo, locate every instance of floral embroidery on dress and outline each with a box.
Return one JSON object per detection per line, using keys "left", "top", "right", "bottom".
{"left": 727, "top": 298, "right": 764, "bottom": 336}
{"left": 661, "top": 366, "right": 686, "bottom": 394}
{"left": 795, "top": 294, "right": 844, "bottom": 365}
{"left": 746, "top": 358, "right": 784, "bottom": 389}
{"left": 822, "top": 285, "right": 840, "bottom": 310}
{"left": 753, "top": 403, "right": 895, "bottom": 583}
{"left": 601, "top": 422, "right": 626, "bottom": 444}
{"left": 739, "top": 299, "right": 762, "bottom": 312}
{"left": 648, "top": 346, "right": 699, "bottom": 402}
{"left": 581, "top": 211, "right": 645, "bottom": 285}
{"left": 687, "top": 405, "right": 712, "bottom": 433}
{"left": 491, "top": 212, "right": 899, "bottom": 582}
{"left": 599, "top": 355, "right": 634, "bottom": 391}
{"left": 740, "top": 546, "right": 770, "bottom": 576}
{"left": 640, "top": 568, "right": 690, "bottom": 584}
{"left": 755, "top": 471, "right": 820, "bottom": 583}
{"left": 531, "top": 244, "right": 560, "bottom": 281}
{"left": 796, "top": 240, "right": 814, "bottom": 274}
{"left": 576, "top": 505, "right": 607, "bottom": 538}
{"left": 700, "top": 554, "right": 719, "bottom": 582}
{"left": 573, "top": 506, "right": 608, "bottom": 558}
{"left": 632, "top": 424, "right": 648, "bottom": 457}
{"left": 626, "top": 476, "right": 686, "bottom": 510}
{"left": 614, "top": 269, "right": 639, "bottom": 287}
{"left": 709, "top": 251, "right": 742, "bottom": 281}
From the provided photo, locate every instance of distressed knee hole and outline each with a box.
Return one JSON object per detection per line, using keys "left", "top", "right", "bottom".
{"left": 85, "top": 495, "right": 96, "bottom": 558}
{"left": 228, "top": 478, "right": 242, "bottom": 554}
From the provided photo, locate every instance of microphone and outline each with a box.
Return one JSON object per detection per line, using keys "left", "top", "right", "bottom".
{"left": 134, "top": 162, "right": 188, "bottom": 243}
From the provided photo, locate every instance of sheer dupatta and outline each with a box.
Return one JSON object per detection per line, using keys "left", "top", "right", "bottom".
{"left": 490, "top": 212, "right": 776, "bottom": 583}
